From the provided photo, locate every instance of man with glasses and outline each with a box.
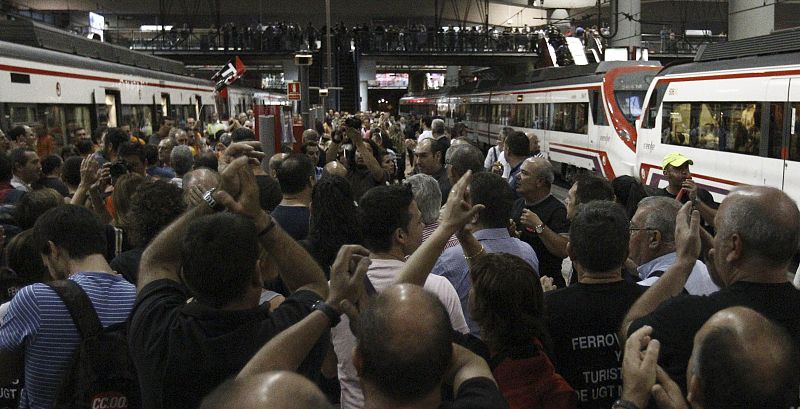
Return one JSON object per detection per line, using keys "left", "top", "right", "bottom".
{"left": 629, "top": 196, "right": 718, "bottom": 295}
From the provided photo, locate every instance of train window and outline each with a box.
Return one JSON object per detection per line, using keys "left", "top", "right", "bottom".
{"left": 590, "top": 91, "right": 608, "bottom": 126}
{"left": 768, "top": 103, "right": 785, "bottom": 160}
{"left": 552, "top": 103, "right": 588, "bottom": 134}
{"left": 642, "top": 82, "right": 668, "bottom": 129}
{"left": 662, "top": 101, "right": 761, "bottom": 156}
{"left": 576, "top": 103, "right": 588, "bottom": 134}
{"left": 9, "top": 104, "right": 35, "bottom": 125}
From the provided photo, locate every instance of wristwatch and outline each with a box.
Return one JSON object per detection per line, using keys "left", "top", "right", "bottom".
{"left": 534, "top": 223, "right": 545, "bottom": 234}
{"left": 202, "top": 188, "right": 225, "bottom": 212}
{"left": 312, "top": 300, "right": 342, "bottom": 327}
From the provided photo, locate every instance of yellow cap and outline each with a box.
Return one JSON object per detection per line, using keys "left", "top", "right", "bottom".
{"left": 662, "top": 152, "right": 693, "bottom": 170}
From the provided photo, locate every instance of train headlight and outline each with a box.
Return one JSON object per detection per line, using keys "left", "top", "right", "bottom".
{"left": 619, "top": 129, "right": 630, "bottom": 141}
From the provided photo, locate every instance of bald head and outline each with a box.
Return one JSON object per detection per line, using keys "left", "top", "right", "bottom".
{"left": 690, "top": 307, "right": 799, "bottom": 409}
{"left": 356, "top": 284, "right": 453, "bottom": 404}
{"left": 267, "top": 153, "right": 289, "bottom": 178}
{"left": 323, "top": 160, "right": 348, "bottom": 179}
{"left": 182, "top": 168, "right": 221, "bottom": 192}
{"left": 716, "top": 185, "right": 800, "bottom": 269}
{"left": 200, "top": 371, "right": 330, "bottom": 409}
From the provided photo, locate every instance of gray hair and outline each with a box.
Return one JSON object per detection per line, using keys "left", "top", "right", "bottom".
{"left": 445, "top": 144, "right": 484, "bottom": 179}
{"left": 527, "top": 157, "right": 555, "bottom": 185}
{"left": 405, "top": 174, "right": 441, "bottom": 225}
{"left": 170, "top": 145, "right": 194, "bottom": 176}
{"left": 637, "top": 196, "right": 681, "bottom": 242}
{"left": 431, "top": 119, "right": 446, "bottom": 136}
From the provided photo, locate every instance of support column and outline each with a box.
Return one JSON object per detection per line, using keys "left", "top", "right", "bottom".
{"left": 357, "top": 58, "right": 376, "bottom": 113}
{"left": 359, "top": 81, "right": 369, "bottom": 112}
{"left": 610, "top": 0, "right": 641, "bottom": 47}
{"left": 729, "top": 0, "right": 775, "bottom": 41}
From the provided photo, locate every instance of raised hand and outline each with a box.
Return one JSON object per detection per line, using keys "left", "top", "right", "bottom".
{"left": 79, "top": 157, "right": 99, "bottom": 187}
{"left": 674, "top": 201, "right": 701, "bottom": 261}
{"left": 214, "top": 156, "right": 267, "bottom": 227}
{"left": 218, "top": 142, "right": 265, "bottom": 173}
{"left": 621, "top": 325, "right": 660, "bottom": 409}
{"left": 651, "top": 366, "right": 689, "bottom": 409}
{"left": 328, "top": 245, "right": 371, "bottom": 309}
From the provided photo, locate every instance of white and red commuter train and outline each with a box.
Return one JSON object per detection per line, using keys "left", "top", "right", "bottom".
{"left": 636, "top": 33, "right": 800, "bottom": 203}
{"left": 0, "top": 39, "right": 287, "bottom": 142}
{"left": 400, "top": 61, "right": 661, "bottom": 182}
{"left": 402, "top": 29, "right": 800, "bottom": 204}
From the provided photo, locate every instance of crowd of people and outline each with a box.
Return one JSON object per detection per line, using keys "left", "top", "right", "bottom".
{"left": 134, "top": 20, "right": 601, "bottom": 56}
{"left": 0, "top": 108, "right": 798, "bottom": 409}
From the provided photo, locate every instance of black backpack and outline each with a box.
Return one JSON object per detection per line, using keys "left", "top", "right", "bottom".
{"left": 46, "top": 280, "right": 140, "bottom": 409}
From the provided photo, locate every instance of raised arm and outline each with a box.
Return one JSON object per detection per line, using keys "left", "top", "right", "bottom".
{"left": 237, "top": 245, "right": 370, "bottom": 378}
{"left": 138, "top": 204, "right": 213, "bottom": 290}
{"left": 348, "top": 128, "right": 385, "bottom": 183}
{"left": 214, "top": 158, "right": 328, "bottom": 297}
{"left": 447, "top": 343, "right": 497, "bottom": 394}
{"left": 621, "top": 202, "right": 700, "bottom": 339}
{"left": 395, "top": 171, "right": 483, "bottom": 287}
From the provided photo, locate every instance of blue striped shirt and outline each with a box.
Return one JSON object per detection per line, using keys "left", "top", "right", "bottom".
{"left": 0, "top": 272, "right": 136, "bottom": 409}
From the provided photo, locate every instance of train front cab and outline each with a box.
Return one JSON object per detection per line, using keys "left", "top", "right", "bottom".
{"left": 635, "top": 69, "right": 800, "bottom": 204}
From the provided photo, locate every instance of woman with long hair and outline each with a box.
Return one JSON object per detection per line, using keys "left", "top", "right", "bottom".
{"left": 303, "top": 174, "right": 363, "bottom": 278}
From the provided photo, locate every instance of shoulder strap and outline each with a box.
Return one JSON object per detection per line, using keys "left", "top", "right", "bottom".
{"left": 46, "top": 280, "right": 103, "bottom": 340}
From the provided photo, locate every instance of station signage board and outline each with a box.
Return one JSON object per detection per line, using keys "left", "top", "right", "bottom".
{"left": 287, "top": 81, "right": 301, "bottom": 101}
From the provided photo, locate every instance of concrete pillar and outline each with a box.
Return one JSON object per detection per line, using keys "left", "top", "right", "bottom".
{"left": 729, "top": 0, "right": 775, "bottom": 41}
{"left": 445, "top": 66, "right": 459, "bottom": 87}
{"left": 357, "top": 58, "right": 376, "bottom": 113}
{"left": 359, "top": 81, "right": 369, "bottom": 112}
{"left": 610, "top": 0, "right": 641, "bottom": 47}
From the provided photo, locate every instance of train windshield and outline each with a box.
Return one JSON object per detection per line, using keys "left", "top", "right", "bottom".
{"left": 615, "top": 91, "right": 646, "bottom": 123}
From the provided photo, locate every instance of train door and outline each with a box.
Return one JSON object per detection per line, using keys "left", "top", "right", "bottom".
{"left": 761, "top": 79, "right": 789, "bottom": 192}
{"left": 105, "top": 90, "right": 121, "bottom": 127}
{"left": 783, "top": 79, "right": 800, "bottom": 200}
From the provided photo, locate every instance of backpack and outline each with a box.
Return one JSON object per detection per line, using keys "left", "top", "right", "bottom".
{"left": 45, "top": 280, "right": 140, "bottom": 409}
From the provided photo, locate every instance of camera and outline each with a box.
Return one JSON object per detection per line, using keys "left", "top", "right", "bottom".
{"left": 109, "top": 160, "right": 133, "bottom": 182}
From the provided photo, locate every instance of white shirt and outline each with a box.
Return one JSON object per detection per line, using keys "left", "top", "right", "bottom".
{"left": 418, "top": 129, "right": 433, "bottom": 142}
{"left": 331, "top": 258, "right": 468, "bottom": 409}
{"left": 637, "top": 252, "right": 720, "bottom": 296}
{"left": 10, "top": 175, "right": 30, "bottom": 192}
{"left": 498, "top": 151, "right": 511, "bottom": 179}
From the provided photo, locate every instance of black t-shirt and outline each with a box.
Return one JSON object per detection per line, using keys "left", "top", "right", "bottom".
{"left": 111, "top": 247, "right": 145, "bottom": 284}
{"left": 512, "top": 195, "right": 569, "bottom": 286}
{"left": 440, "top": 377, "right": 510, "bottom": 409}
{"left": 128, "top": 279, "right": 325, "bottom": 409}
{"left": 271, "top": 205, "right": 310, "bottom": 241}
{"left": 348, "top": 167, "right": 383, "bottom": 201}
{"left": 629, "top": 281, "right": 800, "bottom": 390}
{"left": 545, "top": 281, "right": 645, "bottom": 409}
